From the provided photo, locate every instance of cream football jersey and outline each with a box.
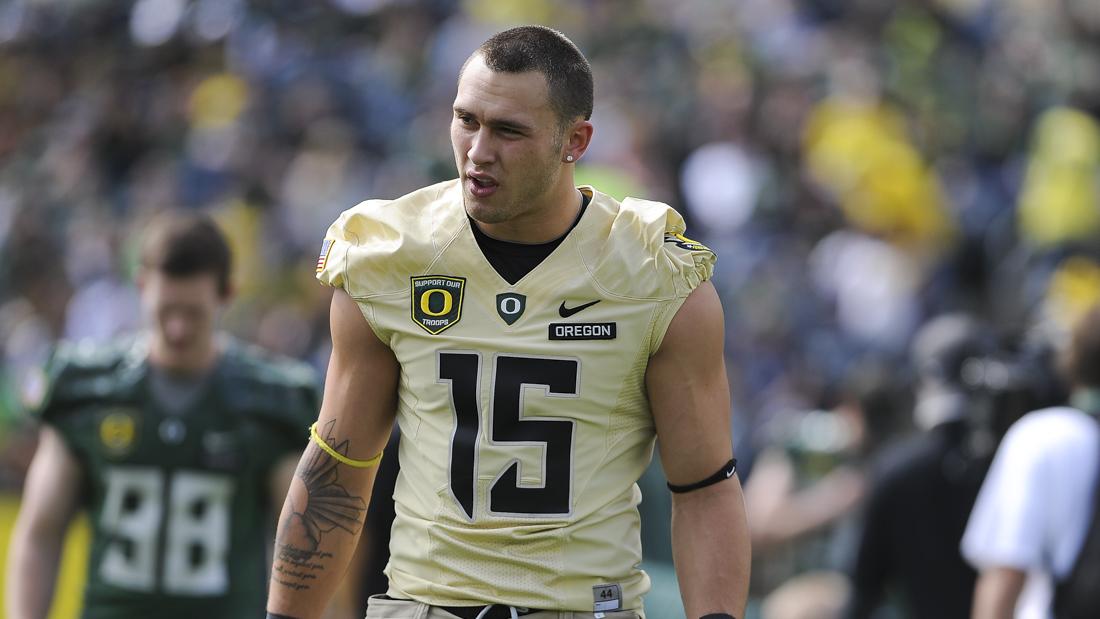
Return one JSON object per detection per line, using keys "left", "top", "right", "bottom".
{"left": 316, "top": 179, "right": 714, "bottom": 613}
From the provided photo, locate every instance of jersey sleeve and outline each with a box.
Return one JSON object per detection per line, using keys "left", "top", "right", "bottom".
{"left": 961, "top": 414, "right": 1056, "bottom": 571}
{"left": 248, "top": 363, "right": 322, "bottom": 466}
{"left": 313, "top": 201, "right": 402, "bottom": 345}
{"left": 274, "top": 371, "right": 321, "bottom": 431}
{"left": 649, "top": 211, "right": 717, "bottom": 354}
{"left": 30, "top": 346, "right": 84, "bottom": 458}
{"left": 315, "top": 182, "right": 455, "bottom": 299}
{"left": 315, "top": 184, "right": 458, "bottom": 347}
{"left": 608, "top": 196, "right": 716, "bottom": 299}
{"left": 34, "top": 344, "right": 71, "bottom": 424}
{"left": 659, "top": 225, "right": 717, "bottom": 297}
{"left": 583, "top": 192, "right": 718, "bottom": 355}
{"left": 33, "top": 340, "right": 119, "bottom": 423}
{"left": 315, "top": 202, "right": 378, "bottom": 293}
{"left": 31, "top": 340, "right": 123, "bottom": 458}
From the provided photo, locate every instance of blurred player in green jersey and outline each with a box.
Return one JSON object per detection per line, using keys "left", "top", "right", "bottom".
{"left": 5, "top": 213, "right": 320, "bottom": 619}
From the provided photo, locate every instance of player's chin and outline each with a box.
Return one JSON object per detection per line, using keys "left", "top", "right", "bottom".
{"left": 463, "top": 197, "right": 508, "bottom": 224}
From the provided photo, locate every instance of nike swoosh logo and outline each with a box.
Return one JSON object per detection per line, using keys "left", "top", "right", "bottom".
{"left": 725, "top": 459, "right": 738, "bottom": 478}
{"left": 558, "top": 300, "right": 600, "bottom": 318}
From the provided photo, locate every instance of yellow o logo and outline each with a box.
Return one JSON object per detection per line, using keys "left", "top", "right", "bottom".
{"left": 100, "top": 413, "right": 135, "bottom": 451}
{"left": 421, "top": 289, "right": 453, "bottom": 316}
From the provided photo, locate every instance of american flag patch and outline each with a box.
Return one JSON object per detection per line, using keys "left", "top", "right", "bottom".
{"left": 316, "top": 239, "right": 334, "bottom": 273}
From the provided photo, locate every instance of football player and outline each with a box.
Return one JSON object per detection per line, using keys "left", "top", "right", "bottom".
{"left": 267, "top": 25, "right": 751, "bottom": 619}
{"left": 6, "top": 213, "right": 320, "bottom": 619}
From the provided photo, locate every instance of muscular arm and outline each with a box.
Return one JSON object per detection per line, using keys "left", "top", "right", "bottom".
{"left": 267, "top": 289, "right": 400, "bottom": 619}
{"left": 971, "top": 567, "right": 1026, "bottom": 619}
{"left": 5, "top": 426, "right": 83, "bottom": 619}
{"left": 268, "top": 452, "right": 363, "bottom": 619}
{"left": 646, "top": 281, "right": 751, "bottom": 618}
{"left": 746, "top": 451, "right": 864, "bottom": 550}
{"left": 269, "top": 453, "right": 300, "bottom": 518}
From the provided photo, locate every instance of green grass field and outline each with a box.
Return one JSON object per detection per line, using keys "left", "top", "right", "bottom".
{"left": 0, "top": 493, "right": 89, "bottom": 619}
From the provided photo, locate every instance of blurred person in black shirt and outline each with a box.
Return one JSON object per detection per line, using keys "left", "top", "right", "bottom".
{"left": 845, "top": 314, "right": 1052, "bottom": 619}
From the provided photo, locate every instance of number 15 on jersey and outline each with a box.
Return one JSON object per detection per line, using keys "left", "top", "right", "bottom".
{"left": 438, "top": 351, "right": 579, "bottom": 520}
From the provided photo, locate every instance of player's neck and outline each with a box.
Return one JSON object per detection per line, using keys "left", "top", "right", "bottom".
{"left": 475, "top": 185, "right": 584, "bottom": 244}
{"left": 148, "top": 334, "right": 222, "bottom": 376}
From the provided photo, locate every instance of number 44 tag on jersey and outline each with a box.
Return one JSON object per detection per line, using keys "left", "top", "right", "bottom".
{"left": 593, "top": 583, "right": 622, "bottom": 612}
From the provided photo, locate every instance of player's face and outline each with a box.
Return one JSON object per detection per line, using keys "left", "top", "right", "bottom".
{"left": 451, "top": 55, "right": 567, "bottom": 230}
{"left": 140, "top": 271, "right": 226, "bottom": 372}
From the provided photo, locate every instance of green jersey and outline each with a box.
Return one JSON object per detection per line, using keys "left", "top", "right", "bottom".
{"left": 37, "top": 336, "right": 319, "bottom": 619}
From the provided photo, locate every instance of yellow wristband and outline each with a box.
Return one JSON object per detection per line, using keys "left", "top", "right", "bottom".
{"left": 309, "top": 423, "right": 383, "bottom": 468}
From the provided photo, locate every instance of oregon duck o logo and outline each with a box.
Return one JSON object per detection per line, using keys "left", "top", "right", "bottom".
{"left": 99, "top": 410, "right": 139, "bottom": 456}
{"left": 496, "top": 293, "right": 526, "bottom": 325}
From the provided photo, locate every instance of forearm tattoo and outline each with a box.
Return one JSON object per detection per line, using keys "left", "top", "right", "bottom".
{"left": 272, "top": 420, "right": 367, "bottom": 592}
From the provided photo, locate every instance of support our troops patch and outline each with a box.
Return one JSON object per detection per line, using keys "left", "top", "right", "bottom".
{"left": 411, "top": 275, "right": 466, "bottom": 335}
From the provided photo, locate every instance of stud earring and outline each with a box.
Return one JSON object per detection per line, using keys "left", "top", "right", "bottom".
{"left": 566, "top": 155, "right": 574, "bottom": 162}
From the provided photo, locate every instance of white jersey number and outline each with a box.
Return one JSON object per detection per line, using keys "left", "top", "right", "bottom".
{"left": 99, "top": 467, "right": 234, "bottom": 595}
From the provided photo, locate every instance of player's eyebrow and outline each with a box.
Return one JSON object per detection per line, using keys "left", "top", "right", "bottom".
{"left": 453, "top": 106, "right": 533, "bottom": 134}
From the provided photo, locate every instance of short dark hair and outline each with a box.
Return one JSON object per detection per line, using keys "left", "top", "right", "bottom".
{"left": 140, "top": 212, "right": 232, "bottom": 297}
{"left": 473, "top": 25, "right": 594, "bottom": 128}
{"left": 1065, "top": 303, "right": 1100, "bottom": 387}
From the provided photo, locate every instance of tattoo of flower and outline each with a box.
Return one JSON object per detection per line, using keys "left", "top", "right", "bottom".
{"left": 290, "top": 420, "right": 368, "bottom": 549}
{"left": 272, "top": 420, "right": 367, "bottom": 591}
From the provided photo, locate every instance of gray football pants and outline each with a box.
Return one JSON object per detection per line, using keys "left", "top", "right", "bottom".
{"left": 365, "top": 595, "right": 643, "bottom": 619}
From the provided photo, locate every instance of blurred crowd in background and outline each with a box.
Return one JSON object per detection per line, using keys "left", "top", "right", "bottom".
{"left": 2, "top": 0, "right": 1100, "bottom": 617}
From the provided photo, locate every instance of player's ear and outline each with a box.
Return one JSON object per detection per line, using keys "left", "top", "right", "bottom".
{"left": 135, "top": 267, "right": 148, "bottom": 293}
{"left": 218, "top": 278, "right": 236, "bottom": 304}
{"left": 562, "top": 118, "right": 594, "bottom": 164}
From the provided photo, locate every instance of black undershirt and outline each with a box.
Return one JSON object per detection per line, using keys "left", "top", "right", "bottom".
{"left": 471, "top": 192, "right": 591, "bottom": 285}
